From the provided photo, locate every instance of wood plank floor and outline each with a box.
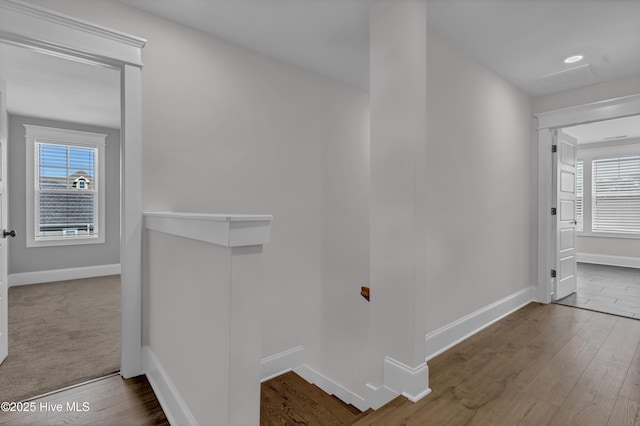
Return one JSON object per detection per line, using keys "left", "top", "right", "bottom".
{"left": 264, "top": 303, "right": 640, "bottom": 425}
{"left": 556, "top": 263, "right": 640, "bottom": 319}
{"left": 0, "top": 374, "right": 168, "bottom": 425}
{"left": 261, "top": 371, "right": 367, "bottom": 425}
{"left": 8, "top": 301, "right": 640, "bottom": 425}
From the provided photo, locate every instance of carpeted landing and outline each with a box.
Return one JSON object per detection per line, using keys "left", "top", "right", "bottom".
{"left": 0, "top": 275, "right": 120, "bottom": 402}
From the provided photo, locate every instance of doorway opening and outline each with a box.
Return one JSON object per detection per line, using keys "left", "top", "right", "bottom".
{"left": 0, "top": 41, "right": 123, "bottom": 401}
{"left": 552, "top": 115, "right": 640, "bottom": 319}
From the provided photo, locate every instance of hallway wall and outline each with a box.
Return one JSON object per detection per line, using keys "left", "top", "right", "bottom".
{"left": 424, "top": 30, "right": 535, "bottom": 334}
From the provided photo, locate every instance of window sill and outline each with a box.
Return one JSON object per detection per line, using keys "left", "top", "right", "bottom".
{"left": 577, "top": 232, "right": 640, "bottom": 240}
{"left": 27, "top": 235, "right": 105, "bottom": 248}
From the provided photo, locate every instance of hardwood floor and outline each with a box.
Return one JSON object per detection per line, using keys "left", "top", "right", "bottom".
{"left": 8, "top": 300, "right": 640, "bottom": 425}
{"left": 0, "top": 374, "right": 168, "bottom": 425}
{"left": 556, "top": 263, "right": 640, "bottom": 319}
{"left": 263, "top": 303, "right": 640, "bottom": 425}
{"left": 261, "top": 372, "right": 367, "bottom": 425}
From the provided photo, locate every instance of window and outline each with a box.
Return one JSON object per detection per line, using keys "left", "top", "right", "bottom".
{"left": 25, "top": 125, "right": 106, "bottom": 247}
{"left": 592, "top": 156, "right": 640, "bottom": 235}
{"left": 576, "top": 145, "right": 640, "bottom": 238}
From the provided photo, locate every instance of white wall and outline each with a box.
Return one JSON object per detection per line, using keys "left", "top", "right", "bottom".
{"left": 26, "top": 0, "right": 371, "bottom": 402}
{"left": 318, "top": 91, "right": 370, "bottom": 393}
{"left": 424, "top": 30, "right": 535, "bottom": 334}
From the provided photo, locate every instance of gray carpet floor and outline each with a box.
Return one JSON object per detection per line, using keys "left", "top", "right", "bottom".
{"left": 0, "top": 275, "right": 120, "bottom": 402}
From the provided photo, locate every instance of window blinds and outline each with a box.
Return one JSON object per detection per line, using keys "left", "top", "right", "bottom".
{"left": 576, "top": 160, "right": 583, "bottom": 232}
{"left": 593, "top": 156, "right": 640, "bottom": 234}
{"left": 36, "top": 143, "right": 97, "bottom": 238}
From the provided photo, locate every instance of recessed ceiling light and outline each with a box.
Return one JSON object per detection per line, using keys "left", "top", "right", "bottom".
{"left": 564, "top": 55, "right": 584, "bottom": 64}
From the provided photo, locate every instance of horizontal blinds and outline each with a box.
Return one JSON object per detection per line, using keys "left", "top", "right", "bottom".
{"left": 36, "top": 143, "right": 98, "bottom": 238}
{"left": 593, "top": 156, "right": 640, "bottom": 234}
{"left": 576, "top": 160, "right": 583, "bottom": 232}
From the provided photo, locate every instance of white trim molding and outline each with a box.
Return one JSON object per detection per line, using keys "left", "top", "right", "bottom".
{"left": 295, "top": 365, "right": 369, "bottom": 412}
{"left": 425, "top": 286, "right": 536, "bottom": 361}
{"left": 260, "top": 346, "right": 305, "bottom": 383}
{"left": 577, "top": 253, "right": 640, "bottom": 269}
{"left": 259, "top": 347, "right": 430, "bottom": 411}
{"left": 8, "top": 264, "right": 121, "bottom": 287}
{"left": 259, "top": 346, "right": 369, "bottom": 411}
{"left": 0, "top": 0, "right": 145, "bottom": 67}
{"left": 382, "top": 357, "right": 431, "bottom": 403}
{"left": 536, "top": 94, "right": 640, "bottom": 130}
{"left": 144, "top": 212, "right": 273, "bottom": 247}
{"left": 142, "top": 346, "right": 197, "bottom": 426}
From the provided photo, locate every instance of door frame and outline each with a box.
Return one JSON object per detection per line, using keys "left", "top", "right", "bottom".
{"left": 535, "top": 93, "right": 640, "bottom": 304}
{"left": 0, "top": 0, "right": 146, "bottom": 378}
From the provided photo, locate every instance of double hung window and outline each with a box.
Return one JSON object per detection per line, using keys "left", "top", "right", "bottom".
{"left": 25, "top": 125, "right": 106, "bottom": 247}
{"left": 575, "top": 148, "right": 640, "bottom": 237}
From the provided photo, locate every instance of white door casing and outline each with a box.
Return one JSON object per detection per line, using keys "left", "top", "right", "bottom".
{"left": 536, "top": 94, "right": 640, "bottom": 304}
{"left": 0, "top": 77, "right": 8, "bottom": 365}
{"left": 552, "top": 130, "right": 578, "bottom": 300}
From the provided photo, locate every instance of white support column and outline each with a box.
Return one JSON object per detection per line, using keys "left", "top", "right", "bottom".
{"left": 368, "top": 0, "right": 430, "bottom": 403}
{"left": 121, "top": 64, "right": 143, "bottom": 378}
{"left": 228, "top": 245, "right": 264, "bottom": 426}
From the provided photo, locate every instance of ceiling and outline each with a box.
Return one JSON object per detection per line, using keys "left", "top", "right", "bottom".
{"left": 118, "top": 0, "right": 640, "bottom": 96}
{"left": 2, "top": 0, "right": 639, "bottom": 128}
{"left": 118, "top": 0, "right": 374, "bottom": 90}
{"left": 0, "top": 43, "right": 120, "bottom": 128}
{"left": 564, "top": 115, "right": 640, "bottom": 144}
{"left": 426, "top": 0, "right": 640, "bottom": 97}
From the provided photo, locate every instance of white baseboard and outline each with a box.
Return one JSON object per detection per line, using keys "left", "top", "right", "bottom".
{"left": 295, "top": 365, "right": 369, "bottom": 412}
{"left": 260, "top": 346, "right": 305, "bottom": 382}
{"left": 577, "top": 253, "right": 640, "bottom": 269}
{"left": 364, "top": 383, "right": 399, "bottom": 410}
{"left": 382, "top": 357, "right": 431, "bottom": 403}
{"left": 142, "top": 346, "right": 197, "bottom": 426}
{"left": 425, "top": 286, "right": 536, "bottom": 361}
{"left": 8, "top": 264, "right": 121, "bottom": 287}
{"left": 260, "top": 347, "right": 430, "bottom": 411}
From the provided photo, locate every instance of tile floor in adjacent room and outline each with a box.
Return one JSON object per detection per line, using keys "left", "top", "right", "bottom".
{"left": 556, "top": 263, "right": 640, "bottom": 319}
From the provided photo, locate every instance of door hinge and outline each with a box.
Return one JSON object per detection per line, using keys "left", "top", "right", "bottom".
{"left": 552, "top": 145, "right": 557, "bottom": 153}
{"left": 551, "top": 270, "right": 557, "bottom": 278}
{"left": 551, "top": 207, "right": 557, "bottom": 215}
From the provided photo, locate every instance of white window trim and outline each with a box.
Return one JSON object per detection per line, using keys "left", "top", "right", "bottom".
{"left": 24, "top": 124, "right": 107, "bottom": 247}
{"left": 576, "top": 142, "right": 640, "bottom": 240}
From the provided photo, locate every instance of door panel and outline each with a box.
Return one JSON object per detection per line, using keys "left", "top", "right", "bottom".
{"left": 553, "top": 130, "right": 578, "bottom": 301}
{"left": 0, "top": 77, "right": 7, "bottom": 365}
{"left": 559, "top": 228, "right": 575, "bottom": 252}
{"left": 559, "top": 200, "right": 575, "bottom": 221}
{"left": 560, "top": 171, "right": 575, "bottom": 193}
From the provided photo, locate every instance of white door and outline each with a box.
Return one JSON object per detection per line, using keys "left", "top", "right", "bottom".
{"left": 553, "top": 130, "right": 578, "bottom": 301}
{"left": 0, "top": 77, "right": 9, "bottom": 365}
